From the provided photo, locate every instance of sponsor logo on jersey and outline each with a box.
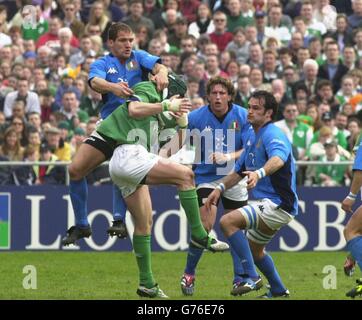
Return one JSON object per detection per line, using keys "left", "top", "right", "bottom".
{"left": 107, "top": 67, "right": 118, "bottom": 74}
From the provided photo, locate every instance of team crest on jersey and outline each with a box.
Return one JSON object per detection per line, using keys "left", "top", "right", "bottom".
{"left": 107, "top": 67, "right": 117, "bottom": 74}
{"left": 126, "top": 60, "right": 139, "bottom": 71}
{"left": 229, "top": 120, "right": 240, "bottom": 131}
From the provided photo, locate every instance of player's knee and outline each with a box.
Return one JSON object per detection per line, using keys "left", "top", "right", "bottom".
{"left": 180, "top": 167, "right": 195, "bottom": 186}
{"left": 220, "top": 215, "right": 231, "bottom": 234}
{"left": 68, "top": 163, "right": 85, "bottom": 181}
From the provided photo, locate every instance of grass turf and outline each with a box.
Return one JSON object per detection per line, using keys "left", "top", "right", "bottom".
{"left": 0, "top": 251, "right": 359, "bottom": 300}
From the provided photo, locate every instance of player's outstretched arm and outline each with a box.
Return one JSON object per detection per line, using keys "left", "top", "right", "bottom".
{"left": 342, "top": 170, "right": 362, "bottom": 213}
{"left": 128, "top": 97, "right": 192, "bottom": 119}
{"left": 90, "top": 77, "right": 134, "bottom": 97}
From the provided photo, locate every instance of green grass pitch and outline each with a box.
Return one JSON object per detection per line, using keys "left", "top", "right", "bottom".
{"left": 0, "top": 251, "right": 359, "bottom": 300}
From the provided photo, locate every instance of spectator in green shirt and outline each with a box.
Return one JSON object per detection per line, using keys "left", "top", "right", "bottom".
{"left": 315, "top": 140, "right": 349, "bottom": 186}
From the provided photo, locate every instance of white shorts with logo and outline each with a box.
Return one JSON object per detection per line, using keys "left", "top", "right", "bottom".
{"left": 236, "top": 198, "right": 294, "bottom": 244}
{"left": 109, "top": 144, "right": 160, "bottom": 197}
{"left": 197, "top": 176, "right": 248, "bottom": 202}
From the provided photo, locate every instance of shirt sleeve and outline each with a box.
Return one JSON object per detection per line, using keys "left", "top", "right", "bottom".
{"left": 88, "top": 58, "right": 107, "bottom": 84}
{"left": 264, "top": 127, "right": 290, "bottom": 163}
{"left": 234, "top": 150, "right": 246, "bottom": 176}
{"left": 137, "top": 50, "right": 162, "bottom": 72}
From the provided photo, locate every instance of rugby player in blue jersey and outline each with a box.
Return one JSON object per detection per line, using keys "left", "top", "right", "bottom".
{"left": 341, "top": 140, "right": 362, "bottom": 298}
{"left": 206, "top": 90, "right": 298, "bottom": 298}
{"left": 62, "top": 23, "right": 169, "bottom": 245}
{"left": 168, "top": 77, "right": 261, "bottom": 296}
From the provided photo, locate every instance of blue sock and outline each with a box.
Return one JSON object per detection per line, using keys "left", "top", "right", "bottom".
{"left": 347, "top": 236, "right": 362, "bottom": 271}
{"left": 184, "top": 246, "right": 204, "bottom": 276}
{"left": 69, "top": 179, "right": 89, "bottom": 227}
{"left": 231, "top": 246, "right": 245, "bottom": 283}
{"left": 255, "top": 254, "right": 286, "bottom": 294}
{"left": 228, "top": 232, "right": 258, "bottom": 279}
{"left": 112, "top": 184, "right": 127, "bottom": 221}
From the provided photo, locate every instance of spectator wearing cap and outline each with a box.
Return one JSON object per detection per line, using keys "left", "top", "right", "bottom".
{"left": 122, "top": 0, "right": 154, "bottom": 40}
{"left": 44, "top": 126, "right": 71, "bottom": 162}
{"left": 35, "top": 142, "right": 66, "bottom": 185}
{"left": 58, "top": 121, "right": 72, "bottom": 142}
{"left": 315, "top": 140, "right": 349, "bottom": 187}
{"left": 311, "top": 111, "right": 348, "bottom": 150}
{"left": 254, "top": 10, "right": 267, "bottom": 44}
{"left": 208, "top": 11, "right": 233, "bottom": 52}
{"left": 188, "top": 3, "right": 215, "bottom": 39}
{"left": 3, "top": 78, "right": 41, "bottom": 119}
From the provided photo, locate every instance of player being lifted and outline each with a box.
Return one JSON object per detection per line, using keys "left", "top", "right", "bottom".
{"left": 206, "top": 91, "right": 298, "bottom": 298}
{"left": 62, "top": 22, "right": 169, "bottom": 245}
{"left": 341, "top": 139, "right": 362, "bottom": 298}
{"left": 94, "top": 74, "right": 229, "bottom": 298}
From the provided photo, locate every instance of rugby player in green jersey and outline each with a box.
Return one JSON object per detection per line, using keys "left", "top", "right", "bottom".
{"left": 90, "top": 74, "right": 229, "bottom": 298}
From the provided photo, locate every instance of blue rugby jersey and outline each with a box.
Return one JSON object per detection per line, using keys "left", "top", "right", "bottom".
{"left": 188, "top": 103, "right": 251, "bottom": 185}
{"left": 235, "top": 122, "right": 299, "bottom": 216}
{"left": 88, "top": 50, "right": 160, "bottom": 119}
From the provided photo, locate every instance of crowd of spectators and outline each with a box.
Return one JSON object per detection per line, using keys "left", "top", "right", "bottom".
{"left": 0, "top": 0, "right": 360, "bottom": 187}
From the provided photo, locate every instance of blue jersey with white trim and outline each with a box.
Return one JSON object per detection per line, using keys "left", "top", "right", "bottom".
{"left": 188, "top": 103, "right": 251, "bottom": 185}
{"left": 235, "top": 122, "right": 299, "bottom": 216}
{"left": 353, "top": 140, "right": 362, "bottom": 171}
{"left": 88, "top": 50, "right": 161, "bottom": 119}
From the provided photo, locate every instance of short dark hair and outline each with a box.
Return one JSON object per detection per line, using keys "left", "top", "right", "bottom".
{"left": 249, "top": 90, "right": 279, "bottom": 120}
{"left": 108, "top": 22, "right": 133, "bottom": 41}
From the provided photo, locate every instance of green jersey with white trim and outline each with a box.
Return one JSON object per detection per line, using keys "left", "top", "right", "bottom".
{"left": 96, "top": 81, "right": 177, "bottom": 151}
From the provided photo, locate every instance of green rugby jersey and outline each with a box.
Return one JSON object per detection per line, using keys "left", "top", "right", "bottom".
{"left": 97, "top": 81, "right": 177, "bottom": 151}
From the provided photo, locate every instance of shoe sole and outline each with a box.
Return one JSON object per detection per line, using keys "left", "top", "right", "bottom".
{"left": 61, "top": 233, "right": 92, "bottom": 246}
{"left": 231, "top": 279, "right": 263, "bottom": 296}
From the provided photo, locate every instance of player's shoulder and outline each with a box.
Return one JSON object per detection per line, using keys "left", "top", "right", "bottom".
{"left": 133, "top": 49, "right": 157, "bottom": 60}
{"left": 231, "top": 103, "right": 248, "bottom": 116}
{"left": 263, "top": 122, "right": 288, "bottom": 141}
{"left": 189, "top": 105, "right": 210, "bottom": 117}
